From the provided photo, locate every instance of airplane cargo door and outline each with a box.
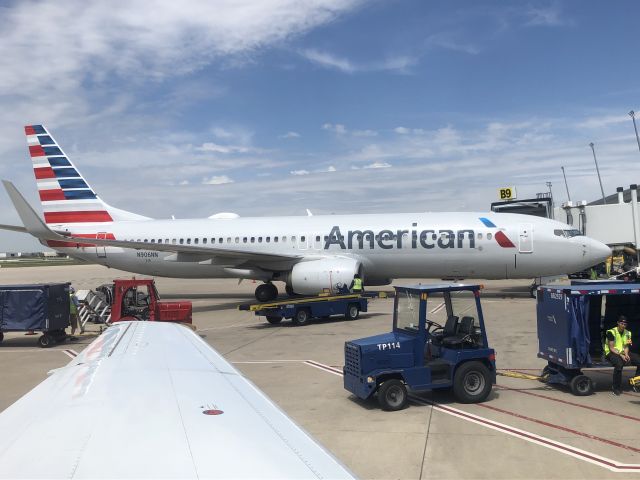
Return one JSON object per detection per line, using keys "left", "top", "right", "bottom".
{"left": 519, "top": 224, "right": 533, "bottom": 253}
{"left": 96, "top": 232, "right": 107, "bottom": 258}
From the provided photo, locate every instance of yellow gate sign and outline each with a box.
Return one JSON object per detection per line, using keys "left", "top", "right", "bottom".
{"left": 498, "top": 187, "right": 517, "bottom": 200}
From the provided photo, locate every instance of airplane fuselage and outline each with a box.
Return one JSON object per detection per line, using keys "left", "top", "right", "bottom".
{"left": 46, "top": 211, "right": 601, "bottom": 281}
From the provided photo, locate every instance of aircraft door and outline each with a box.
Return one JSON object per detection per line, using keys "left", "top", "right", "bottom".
{"left": 518, "top": 224, "right": 533, "bottom": 253}
{"left": 96, "top": 232, "right": 107, "bottom": 258}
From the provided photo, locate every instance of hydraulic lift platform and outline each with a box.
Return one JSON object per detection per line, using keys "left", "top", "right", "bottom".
{"left": 238, "top": 293, "right": 368, "bottom": 326}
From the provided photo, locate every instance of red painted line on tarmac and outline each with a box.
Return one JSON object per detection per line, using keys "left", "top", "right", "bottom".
{"left": 411, "top": 398, "right": 640, "bottom": 471}
{"left": 306, "top": 360, "right": 640, "bottom": 471}
{"left": 495, "top": 385, "right": 640, "bottom": 422}
{"left": 477, "top": 403, "right": 640, "bottom": 455}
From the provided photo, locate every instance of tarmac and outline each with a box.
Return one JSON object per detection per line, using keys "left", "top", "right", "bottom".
{"left": 1, "top": 264, "right": 640, "bottom": 479}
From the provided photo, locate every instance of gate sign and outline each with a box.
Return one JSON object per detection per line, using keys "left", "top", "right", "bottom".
{"left": 498, "top": 187, "right": 517, "bottom": 200}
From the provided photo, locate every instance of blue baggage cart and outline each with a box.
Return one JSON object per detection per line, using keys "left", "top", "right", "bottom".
{"left": 537, "top": 282, "right": 640, "bottom": 395}
{"left": 0, "top": 283, "right": 71, "bottom": 347}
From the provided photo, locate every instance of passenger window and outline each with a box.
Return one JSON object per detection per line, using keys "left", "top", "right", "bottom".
{"left": 218, "top": 238, "right": 223, "bottom": 243}
{"left": 274, "top": 237, "right": 279, "bottom": 243}
{"left": 266, "top": 237, "right": 271, "bottom": 243}
{"left": 251, "top": 237, "right": 255, "bottom": 243}
{"left": 187, "top": 238, "right": 191, "bottom": 244}
{"left": 226, "top": 237, "right": 231, "bottom": 243}
{"left": 282, "top": 236, "right": 287, "bottom": 242}
{"left": 301, "top": 236, "right": 306, "bottom": 242}
{"left": 165, "top": 239, "right": 169, "bottom": 243}
{"left": 487, "top": 233, "right": 492, "bottom": 240}
{"left": 144, "top": 239, "right": 148, "bottom": 242}
{"left": 203, "top": 238, "right": 207, "bottom": 244}
{"left": 235, "top": 237, "right": 239, "bottom": 243}
{"left": 258, "top": 237, "right": 263, "bottom": 242}
{"left": 243, "top": 237, "right": 247, "bottom": 243}
{"left": 179, "top": 239, "right": 184, "bottom": 244}
{"left": 315, "top": 235, "right": 320, "bottom": 242}
{"left": 477, "top": 233, "right": 483, "bottom": 240}
{"left": 150, "top": 239, "right": 155, "bottom": 243}
{"left": 291, "top": 236, "right": 296, "bottom": 242}
{"left": 171, "top": 239, "right": 176, "bottom": 244}
{"left": 194, "top": 238, "right": 198, "bottom": 244}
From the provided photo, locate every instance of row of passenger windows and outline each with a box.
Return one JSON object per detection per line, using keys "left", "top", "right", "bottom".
{"left": 126, "top": 232, "right": 497, "bottom": 245}
{"left": 127, "top": 236, "right": 307, "bottom": 244}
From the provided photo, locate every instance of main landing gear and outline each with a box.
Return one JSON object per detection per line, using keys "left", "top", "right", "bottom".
{"left": 255, "top": 283, "right": 278, "bottom": 302}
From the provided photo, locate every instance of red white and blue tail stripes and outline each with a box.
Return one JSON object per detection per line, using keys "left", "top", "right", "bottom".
{"left": 26, "top": 125, "right": 113, "bottom": 224}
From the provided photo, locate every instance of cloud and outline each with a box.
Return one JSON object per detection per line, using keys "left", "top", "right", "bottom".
{"left": 197, "top": 142, "right": 252, "bottom": 154}
{"left": 301, "top": 49, "right": 416, "bottom": 74}
{"left": 290, "top": 169, "right": 310, "bottom": 175}
{"left": 279, "top": 131, "right": 301, "bottom": 139}
{"left": 203, "top": 175, "right": 234, "bottom": 185}
{"left": 524, "top": 5, "right": 568, "bottom": 27}
{"left": 322, "top": 123, "right": 347, "bottom": 134}
{"left": 425, "top": 33, "right": 480, "bottom": 55}
{"left": 363, "top": 161, "right": 392, "bottom": 169}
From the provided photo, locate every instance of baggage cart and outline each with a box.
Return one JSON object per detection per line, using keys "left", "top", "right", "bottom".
{"left": 537, "top": 282, "right": 640, "bottom": 395}
{"left": 0, "top": 283, "right": 71, "bottom": 347}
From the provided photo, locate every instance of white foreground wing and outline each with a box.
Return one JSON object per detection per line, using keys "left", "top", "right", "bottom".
{"left": 0, "top": 322, "right": 355, "bottom": 479}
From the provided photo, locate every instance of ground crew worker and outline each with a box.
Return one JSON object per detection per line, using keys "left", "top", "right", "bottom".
{"left": 604, "top": 315, "right": 640, "bottom": 395}
{"left": 69, "top": 287, "right": 80, "bottom": 340}
{"left": 350, "top": 274, "right": 363, "bottom": 294}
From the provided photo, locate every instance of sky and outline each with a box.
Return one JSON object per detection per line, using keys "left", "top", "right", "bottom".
{"left": 1, "top": 0, "right": 640, "bottom": 251}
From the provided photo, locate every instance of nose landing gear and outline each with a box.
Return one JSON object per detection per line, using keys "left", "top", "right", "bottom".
{"left": 255, "top": 283, "right": 278, "bottom": 302}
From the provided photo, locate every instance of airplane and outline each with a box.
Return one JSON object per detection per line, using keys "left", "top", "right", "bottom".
{"left": 0, "top": 125, "right": 611, "bottom": 302}
{"left": 0, "top": 321, "right": 356, "bottom": 478}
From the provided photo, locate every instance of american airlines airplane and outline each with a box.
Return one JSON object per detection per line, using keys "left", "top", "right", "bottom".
{"left": 0, "top": 321, "right": 356, "bottom": 479}
{"left": 1, "top": 125, "right": 611, "bottom": 302}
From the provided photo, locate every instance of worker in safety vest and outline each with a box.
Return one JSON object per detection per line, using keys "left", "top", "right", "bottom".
{"left": 69, "top": 287, "right": 80, "bottom": 339}
{"left": 350, "top": 274, "right": 363, "bottom": 294}
{"left": 604, "top": 315, "right": 640, "bottom": 395}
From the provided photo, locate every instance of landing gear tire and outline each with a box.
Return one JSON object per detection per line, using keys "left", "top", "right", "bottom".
{"left": 345, "top": 303, "right": 359, "bottom": 320}
{"left": 570, "top": 374, "right": 594, "bottom": 396}
{"left": 255, "top": 283, "right": 278, "bottom": 302}
{"left": 453, "top": 361, "right": 492, "bottom": 404}
{"left": 292, "top": 308, "right": 311, "bottom": 326}
{"left": 377, "top": 379, "right": 408, "bottom": 411}
{"left": 265, "top": 316, "right": 282, "bottom": 325}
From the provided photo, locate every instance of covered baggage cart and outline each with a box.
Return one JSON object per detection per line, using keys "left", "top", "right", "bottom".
{"left": 0, "top": 283, "right": 71, "bottom": 347}
{"left": 537, "top": 282, "right": 640, "bottom": 395}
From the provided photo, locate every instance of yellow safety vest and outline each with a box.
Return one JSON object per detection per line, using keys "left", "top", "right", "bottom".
{"left": 603, "top": 327, "right": 632, "bottom": 355}
{"left": 352, "top": 278, "right": 363, "bottom": 291}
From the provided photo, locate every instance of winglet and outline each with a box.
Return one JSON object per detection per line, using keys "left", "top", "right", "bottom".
{"left": 2, "top": 180, "right": 59, "bottom": 240}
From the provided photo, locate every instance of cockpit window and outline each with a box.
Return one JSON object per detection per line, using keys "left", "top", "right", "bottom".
{"left": 554, "top": 229, "right": 583, "bottom": 238}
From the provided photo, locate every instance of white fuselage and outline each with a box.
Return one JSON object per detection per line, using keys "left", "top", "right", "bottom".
{"left": 46, "top": 211, "right": 610, "bottom": 281}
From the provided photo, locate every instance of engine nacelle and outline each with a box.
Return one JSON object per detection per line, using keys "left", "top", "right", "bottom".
{"left": 287, "top": 257, "right": 360, "bottom": 295}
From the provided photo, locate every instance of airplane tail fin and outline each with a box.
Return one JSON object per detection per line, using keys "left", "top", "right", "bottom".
{"left": 25, "top": 125, "right": 150, "bottom": 225}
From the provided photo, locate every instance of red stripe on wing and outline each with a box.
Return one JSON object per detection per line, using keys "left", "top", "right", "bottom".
{"left": 44, "top": 211, "right": 114, "bottom": 223}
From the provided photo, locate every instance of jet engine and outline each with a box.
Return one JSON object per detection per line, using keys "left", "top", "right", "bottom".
{"left": 287, "top": 257, "right": 361, "bottom": 295}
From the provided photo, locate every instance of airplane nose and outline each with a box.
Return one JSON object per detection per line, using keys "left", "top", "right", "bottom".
{"left": 588, "top": 239, "right": 611, "bottom": 264}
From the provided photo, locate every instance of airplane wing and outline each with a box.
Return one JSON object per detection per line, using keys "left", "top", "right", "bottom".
{"left": 0, "top": 322, "right": 356, "bottom": 479}
{"left": 2, "top": 180, "right": 299, "bottom": 264}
